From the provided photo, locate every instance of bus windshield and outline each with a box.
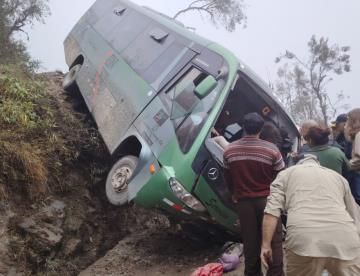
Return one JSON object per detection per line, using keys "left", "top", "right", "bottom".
{"left": 166, "top": 67, "right": 225, "bottom": 152}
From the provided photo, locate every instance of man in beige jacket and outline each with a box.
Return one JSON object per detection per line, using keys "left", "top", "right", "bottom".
{"left": 261, "top": 155, "right": 360, "bottom": 276}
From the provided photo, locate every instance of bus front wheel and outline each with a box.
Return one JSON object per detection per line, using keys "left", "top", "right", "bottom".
{"left": 106, "top": 155, "right": 138, "bottom": 206}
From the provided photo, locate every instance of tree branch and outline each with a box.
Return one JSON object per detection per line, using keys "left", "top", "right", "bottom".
{"left": 173, "top": 5, "right": 213, "bottom": 19}
{"left": 173, "top": 0, "right": 247, "bottom": 31}
{"left": 203, "top": 1, "right": 217, "bottom": 10}
{"left": 189, "top": 0, "right": 206, "bottom": 8}
{"left": 293, "top": 55, "right": 310, "bottom": 71}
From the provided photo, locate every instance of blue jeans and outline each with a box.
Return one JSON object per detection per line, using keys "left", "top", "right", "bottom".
{"left": 348, "top": 171, "right": 360, "bottom": 205}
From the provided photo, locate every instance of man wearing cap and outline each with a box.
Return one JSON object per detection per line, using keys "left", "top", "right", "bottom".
{"left": 332, "top": 114, "right": 351, "bottom": 157}
{"left": 224, "top": 112, "right": 285, "bottom": 276}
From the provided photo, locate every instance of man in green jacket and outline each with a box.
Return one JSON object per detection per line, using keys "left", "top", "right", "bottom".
{"left": 305, "top": 126, "right": 349, "bottom": 175}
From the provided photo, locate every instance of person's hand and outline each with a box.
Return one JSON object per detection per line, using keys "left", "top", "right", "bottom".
{"left": 260, "top": 244, "right": 273, "bottom": 270}
{"left": 350, "top": 159, "right": 360, "bottom": 171}
{"left": 211, "top": 127, "right": 220, "bottom": 137}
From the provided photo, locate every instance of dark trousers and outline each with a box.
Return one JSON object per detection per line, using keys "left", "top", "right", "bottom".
{"left": 348, "top": 171, "right": 360, "bottom": 205}
{"left": 234, "top": 198, "right": 284, "bottom": 276}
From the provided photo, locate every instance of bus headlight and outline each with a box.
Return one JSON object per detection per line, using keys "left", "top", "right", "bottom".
{"left": 169, "top": 178, "right": 206, "bottom": 212}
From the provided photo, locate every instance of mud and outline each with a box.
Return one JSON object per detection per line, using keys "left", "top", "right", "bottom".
{"left": 80, "top": 228, "right": 245, "bottom": 276}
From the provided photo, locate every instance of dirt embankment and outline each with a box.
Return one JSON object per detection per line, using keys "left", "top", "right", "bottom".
{"left": 0, "top": 69, "right": 243, "bottom": 276}
{"left": 0, "top": 70, "right": 174, "bottom": 275}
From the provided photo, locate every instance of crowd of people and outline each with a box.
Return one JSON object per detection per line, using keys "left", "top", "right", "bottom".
{"left": 222, "top": 108, "right": 360, "bottom": 276}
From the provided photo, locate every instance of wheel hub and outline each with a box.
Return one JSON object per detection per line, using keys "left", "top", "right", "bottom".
{"left": 111, "top": 166, "right": 132, "bottom": 193}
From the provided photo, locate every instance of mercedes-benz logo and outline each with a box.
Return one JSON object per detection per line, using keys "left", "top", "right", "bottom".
{"left": 208, "top": 168, "right": 219, "bottom": 181}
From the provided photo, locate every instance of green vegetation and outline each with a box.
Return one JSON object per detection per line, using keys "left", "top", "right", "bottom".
{"left": 0, "top": 0, "right": 50, "bottom": 71}
{"left": 0, "top": 66, "right": 107, "bottom": 203}
{"left": 0, "top": 70, "right": 43, "bottom": 128}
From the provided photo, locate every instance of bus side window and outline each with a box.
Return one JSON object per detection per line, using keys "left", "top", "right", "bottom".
{"left": 122, "top": 25, "right": 175, "bottom": 73}
{"left": 109, "top": 10, "right": 151, "bottom": 53}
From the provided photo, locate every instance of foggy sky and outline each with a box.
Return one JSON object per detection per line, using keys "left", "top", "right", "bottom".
{"left": 26, "top": 0, "right": 360, "bottom": 115}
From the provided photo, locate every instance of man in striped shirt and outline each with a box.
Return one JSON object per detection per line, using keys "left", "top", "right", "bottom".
{"left": 224, "top": 112, "right": 285, "bottom": 276}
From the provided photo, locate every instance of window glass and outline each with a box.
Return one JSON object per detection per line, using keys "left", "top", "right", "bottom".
{"left": 88, "top": 0, "right": 119, "bottom": 19}
{"left": 109, "top": 10, "right": 151, "bottom": 53}
{"left": 163, "top": 67, "right": 223, "bottom": 153}
{"left": 122, "top": 25, "right": 174, "bottom": 72}
{"left": 142, "top": 43, "right": 195, "bottom": 88}
{"left": 166, "top": 67, "right": 205, "bottom": 123}
{"left": 94, "top": 3, "right": 128, "bottom": 37}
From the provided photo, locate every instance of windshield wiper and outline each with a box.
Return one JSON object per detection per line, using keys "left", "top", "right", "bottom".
{"left": 175, "top": 110, "right": 193, "bottom": 131}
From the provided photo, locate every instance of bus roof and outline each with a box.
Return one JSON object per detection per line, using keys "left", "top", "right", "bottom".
{"left": 122, "top": 0, "right": 213, "bottom": 47}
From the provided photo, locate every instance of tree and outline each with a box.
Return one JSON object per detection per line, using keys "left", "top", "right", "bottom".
{"left": 0, "top": 0, "right": 50, "bottom": 39}
{"left": 173, "top": 0, "right": 247, "bottom": 32}
{"left": 0, "top": 0, "right": 50, "bottom": 69}
{"left": 274, "top": 35, "right": 351, "bottom": 126}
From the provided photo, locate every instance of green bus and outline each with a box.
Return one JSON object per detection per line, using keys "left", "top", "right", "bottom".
{"left": 63, "top": 0, "right": 299, "bottom": 236}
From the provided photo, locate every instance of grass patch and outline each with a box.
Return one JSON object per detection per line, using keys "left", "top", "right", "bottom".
{"left": 0, "top": 141, "right": 48, "bottom": 200}
{"left": 0, "top": 65, "right": 108, "bottom": 204}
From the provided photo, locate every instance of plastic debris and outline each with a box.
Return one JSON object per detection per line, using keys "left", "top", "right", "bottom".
{"left": 191, "top": 263, "right": 224, "bottom": 276}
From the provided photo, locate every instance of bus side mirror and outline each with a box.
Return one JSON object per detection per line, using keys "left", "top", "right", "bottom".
{"left": 194, "top": 75, "right": 217, "bottom": 99}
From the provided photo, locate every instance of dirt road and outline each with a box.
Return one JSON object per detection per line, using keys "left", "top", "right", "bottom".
{"left": 80, "top": 228, "right": 245, "bottom": 276}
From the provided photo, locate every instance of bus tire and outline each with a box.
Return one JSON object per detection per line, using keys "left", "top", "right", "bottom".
{"left": 106, "top": 155, "right": 138, "bottom": 206}
{"left": 63, "top": 64, "right": 82, "bottom": 92}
